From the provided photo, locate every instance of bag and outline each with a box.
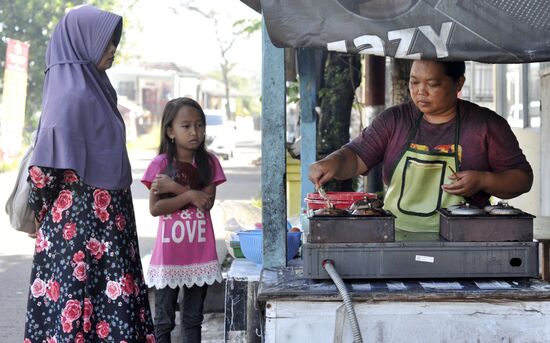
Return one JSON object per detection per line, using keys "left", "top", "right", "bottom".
{"left": 5, "top": 132, "right": 36, "bottom": 234}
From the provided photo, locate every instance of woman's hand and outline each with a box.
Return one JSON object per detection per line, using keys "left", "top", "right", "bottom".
{"left": 308, "top": 148, "right": 367, "bottom": 188}
{"left": 444, "top": 168, "right": 532, "bottom": 199}
{"left": 442, "top": 170, "right": 486, "bottom": 197}
{"left": 309, "top": 159, "right": 338, "bottom": 189}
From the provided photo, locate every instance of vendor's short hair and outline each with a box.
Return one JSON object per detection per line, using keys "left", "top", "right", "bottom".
{"left": 440, "top": 61, "right": 466, "bottom": 81}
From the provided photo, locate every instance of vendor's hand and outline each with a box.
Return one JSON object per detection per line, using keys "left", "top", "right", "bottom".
{"left": 308, "top": 159, "right": 338, "bottom": 189}
{"left": 187, "top": 190, "right": 213, "bottom": 211}
{"left": 442, "top": 170, "right": 486, "bottom": 197}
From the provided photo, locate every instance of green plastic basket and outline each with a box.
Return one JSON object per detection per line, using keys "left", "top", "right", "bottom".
{"left": 229, "top": 240, "right": 245, "bottom": 258}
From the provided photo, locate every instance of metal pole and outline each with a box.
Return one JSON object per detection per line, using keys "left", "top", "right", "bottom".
{"left": 261, "top": 19, "right": 287, "bottom": 268}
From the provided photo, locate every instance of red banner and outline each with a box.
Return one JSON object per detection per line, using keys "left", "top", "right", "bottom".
{"left": 5, "top": 38, "right": 30, "bottom": 73}
{"left": 1, "top": 38, "right": 30, "bottom": 157}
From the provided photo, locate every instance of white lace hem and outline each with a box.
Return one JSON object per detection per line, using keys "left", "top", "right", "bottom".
{"left": 146, "top": 260, "right": 222, "bottom": 289}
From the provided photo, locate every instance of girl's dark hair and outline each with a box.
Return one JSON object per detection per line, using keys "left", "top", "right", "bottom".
{"left": 158, "top": 97, "right": 212, "bottom": 188}
{"left": 440, "top": 61, "right": 466, "bottom": 82}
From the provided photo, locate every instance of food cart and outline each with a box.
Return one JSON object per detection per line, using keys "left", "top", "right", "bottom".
{"left": 227, "top": 1, "right": 550, "bottom": 341}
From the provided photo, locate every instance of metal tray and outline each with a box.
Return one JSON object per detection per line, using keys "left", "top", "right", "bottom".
{"left": 307, "top": 213, "right": 395, "bottom": 243}
{"left": 303, "top": 241, "right": 539, "bottom": 280}
{"left": 438, "top": 209, "right": 535, "bottom": 242}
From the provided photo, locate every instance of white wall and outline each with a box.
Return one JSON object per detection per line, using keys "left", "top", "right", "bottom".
{"left": 265, "top": 300, "right": 550, "bottom": 343}
{"left": 508, "top": 128, "right": 540, "bottom": 215}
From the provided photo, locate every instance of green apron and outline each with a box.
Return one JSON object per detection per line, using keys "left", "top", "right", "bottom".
{"left": 384, "top": 111, "right": 464, "bottom": 241}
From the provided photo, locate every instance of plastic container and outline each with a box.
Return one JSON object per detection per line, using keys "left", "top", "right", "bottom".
{"left": 305, "top": 192, "right": 376, "bottom": 210}
{"left": 238, "top": 229, "right": 302, "bottom": 266}
{"left": 227, "top": 240, "right": 244, "bottom": 258}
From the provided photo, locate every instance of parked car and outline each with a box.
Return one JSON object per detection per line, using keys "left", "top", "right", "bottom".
{"left": 205, "top": 110, "right": 236, "bottom": 160}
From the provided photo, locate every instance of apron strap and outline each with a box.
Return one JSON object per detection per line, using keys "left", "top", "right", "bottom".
{"left": 454, "top": 102, "right": 461, "bottom": 171}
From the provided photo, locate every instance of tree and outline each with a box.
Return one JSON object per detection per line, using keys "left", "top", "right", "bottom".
{"left": 171, "top": 1, "right": 259, "bottom": 121}
{"left": 391, "top": 58, "right": 411, "bottom": 105}
{"left": 317, "top": 51, "right": 362, "bottom": 192}
{"left": 0, "top": 0, "right": 115, "bottom": 133}
{"left": 207, "top": 68, "right": 261, "bottom": 116}
{"left": 318, "top": 57, "right": 410, "bottom": 193}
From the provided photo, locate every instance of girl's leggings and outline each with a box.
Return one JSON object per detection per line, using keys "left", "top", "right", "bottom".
{"left": 153, "top": 284, "right": 209, "bottom": 343}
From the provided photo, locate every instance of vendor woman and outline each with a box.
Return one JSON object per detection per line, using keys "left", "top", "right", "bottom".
{"left": 308, "top": 60, "right": 533, "bottom": 240}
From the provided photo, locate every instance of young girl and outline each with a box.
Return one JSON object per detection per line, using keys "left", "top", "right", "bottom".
{"left": 141, "top": 97, "right": 226, "bottom": 342}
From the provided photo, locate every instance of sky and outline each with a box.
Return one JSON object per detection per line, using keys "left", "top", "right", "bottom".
{"left": 117, "top": 0, "right": 262, "bottom": 77}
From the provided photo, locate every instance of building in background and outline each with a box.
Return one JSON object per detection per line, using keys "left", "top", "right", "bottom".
{"left": 199, "top": 78, "right": 243, "bottom": 114}
{"left": 108, "top": 62, "right": 201, "bottom": 125}
{"left": 108, "top": 62, "right": 242, "bottom": 135}
{"left": 461, "top": 62, "right": 541, "bottom": 129}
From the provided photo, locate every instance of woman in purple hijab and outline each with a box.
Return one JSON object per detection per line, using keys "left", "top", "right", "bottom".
{"left": 24, "top": 5, "right": 155, "bottom": 342}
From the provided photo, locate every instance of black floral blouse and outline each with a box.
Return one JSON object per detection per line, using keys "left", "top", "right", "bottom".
{"left": 24, "top": 166, "right": 156, "bottom": 343}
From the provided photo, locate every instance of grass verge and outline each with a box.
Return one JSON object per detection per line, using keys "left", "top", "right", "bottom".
{"left": 126, "top": 125, "right": 160, "bottom": 153}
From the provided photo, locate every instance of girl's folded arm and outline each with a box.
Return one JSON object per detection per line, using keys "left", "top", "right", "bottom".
{"left": 149, "top": 190, "right": 193, "bottom": 217}
{"left": 152, "top": 174, "right": 190, "bottom": 195}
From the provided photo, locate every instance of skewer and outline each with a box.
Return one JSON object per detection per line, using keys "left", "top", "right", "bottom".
{"left": 448, "top": 165, "right": 461, "bottom": 180}
{"left": 317, "top": 186, "right": 334, "bottom": 208}
{"left": 448, "top": 165, "right": 474, "bottom": 204}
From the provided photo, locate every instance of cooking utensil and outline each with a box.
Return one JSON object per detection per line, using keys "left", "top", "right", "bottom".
{"left": 349, "top": 197, "right": 385, "bottom": 216}
{"left": 484, "top": 201, "right": 523, "bottom": 215}
{"left": 351, "top": 208, "right": 386, "bottom": 216}
{"left": 448, "top": 203, "right": 484, "bottom": 216}
{"left": 438, "top": 207, "right": 535, "bottom": 242}
{"left": 311, "top": 207, "right": 349, "bottom": 216}
{"left": 317, "top": 186, "right": 334, "bottom": 208}
{"left": 307, "top": 211, "right": 395, "bottom": 243}
{"left": 447, "top": 201, "right": 466, "bottom": 211}
{"left": 448, "top": 165, "right": 460, "bottom": 179}
{"left": 349, "top": 197, "right": 384, "bottom": 211}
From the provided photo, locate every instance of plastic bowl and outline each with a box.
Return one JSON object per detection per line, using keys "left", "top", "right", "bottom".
{"left": 237, "top": 229, "right": 302, "bottom": 266}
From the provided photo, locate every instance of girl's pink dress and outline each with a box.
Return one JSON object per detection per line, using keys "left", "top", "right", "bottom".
{"left": 141, "top": 153, "right": 226, "bottom": 288}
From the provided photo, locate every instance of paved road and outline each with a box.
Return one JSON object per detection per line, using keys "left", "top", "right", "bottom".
{"left": 0, "top": 130, "right": 261, "bottom": 342}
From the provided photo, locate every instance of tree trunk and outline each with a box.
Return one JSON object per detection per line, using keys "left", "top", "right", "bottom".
{"left": 317, "top": 52, "right": 361, "bottom": 192}
{"left": 221, "top": 63, "right": 233, "bottom": 120}
{"left": 391, "top": 58, "right": 412, "bottom": 105}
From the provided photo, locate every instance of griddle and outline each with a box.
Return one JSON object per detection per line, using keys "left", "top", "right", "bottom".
{"left": 438, "top": 208, "right": 535, "bottom": 242}
{"left": 304, "top": 207, "right": 538, "bottom": 280}
{"left": 308, "top": 212, "right": 395, "bottom": 243}
{"left": 303, "top": 241, "right": 539, "bottom": 280}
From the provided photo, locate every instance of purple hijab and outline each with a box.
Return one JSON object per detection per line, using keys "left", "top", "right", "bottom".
{"left": 30, "top": 5, "right": 131, "bottom": 190}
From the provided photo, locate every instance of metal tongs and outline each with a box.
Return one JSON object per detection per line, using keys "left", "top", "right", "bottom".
{"left": 317, "top": 186, "right": 334, "bottom": 209}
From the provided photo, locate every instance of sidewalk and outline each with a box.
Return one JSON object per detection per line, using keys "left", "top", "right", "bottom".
{"left": 0, "top": 170, "right": 37, "bottom": 342}
{"left": 0, "top": 165, "right": 228, "bottom": 342}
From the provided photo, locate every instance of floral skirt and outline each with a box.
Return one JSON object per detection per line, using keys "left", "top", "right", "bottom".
{"left": 24, "top": 169, "right": 155, "bottom": 342}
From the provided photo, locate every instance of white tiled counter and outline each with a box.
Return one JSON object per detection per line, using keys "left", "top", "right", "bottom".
{"left": 258, "top": 263, "right": 550, "bottom": 343}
